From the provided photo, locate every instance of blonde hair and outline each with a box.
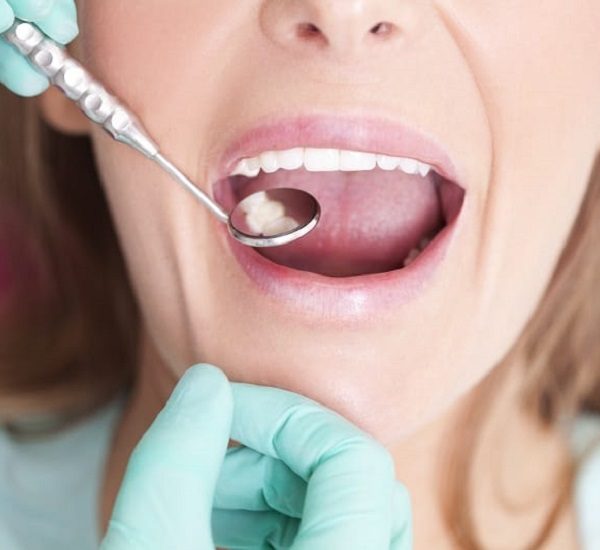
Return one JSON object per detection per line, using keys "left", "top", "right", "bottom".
{"left": 1, "top": 87, "right": 599, "bottom": 548}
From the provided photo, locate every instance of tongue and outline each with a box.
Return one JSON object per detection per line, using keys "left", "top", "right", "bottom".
{"left": 233, "top": 168, "right": 444, "bottom": 277}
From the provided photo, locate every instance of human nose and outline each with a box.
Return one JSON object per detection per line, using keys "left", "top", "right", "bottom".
{"left": 260, "top": 0, "right": 415, "bottom": 60}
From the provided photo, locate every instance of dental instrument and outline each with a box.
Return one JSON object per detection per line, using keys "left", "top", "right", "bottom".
{"left": 1, "top": 20, "right": 320, "bottom": 248}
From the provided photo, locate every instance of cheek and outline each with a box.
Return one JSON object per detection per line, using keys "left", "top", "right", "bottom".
{"left": 79, "top": 4, "right": 199, "bottom": 116}
{"left": 448, "top": 0, "right": 600, "bottom": 352}
{"left": 77, "top": 1, "right": 251, "bottom": 133}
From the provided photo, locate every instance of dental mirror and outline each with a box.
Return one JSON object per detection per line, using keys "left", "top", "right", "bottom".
{"left": 229, "top": 188, "right": 320, "bottom": 247}
{"left": 2, "top": 20, "right": 320, "bottom": 248}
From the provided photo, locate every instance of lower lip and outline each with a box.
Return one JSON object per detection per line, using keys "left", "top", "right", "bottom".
{"left": 215, "top": 205, "right": 463, "bottom": 325}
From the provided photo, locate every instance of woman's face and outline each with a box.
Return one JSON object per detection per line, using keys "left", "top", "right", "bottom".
{"left": 75, "top": 1, "right": 600, "bottom": 445}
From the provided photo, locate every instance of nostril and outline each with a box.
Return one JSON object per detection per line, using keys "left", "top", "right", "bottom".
{"left": 297, "top": 22, "right": 320, "bottom": 36}
{"left": 295, "top": 20, "right": 397, "bottom": 48}
{"left": 296, "top": 22, "right": 327, "bottom": 44}
{"left": 369, "top": 21, "right": 397, "bottom": 38}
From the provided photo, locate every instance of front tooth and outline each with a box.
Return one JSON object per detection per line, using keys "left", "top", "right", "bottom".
{"left": 260, "top": 151, "right": 279, "bottom": 173}
{"left": 231, "top": 158, "right": 260, "bottom": 177}
{"left": 277, "top": 148, "right": 304, "bottom": 170}
{"left": 246, "top": 156, "right": 261, "bottom": 173}
{"left": 417, "top": 161, "right": 432, "bottom": 178}
{"left": 230, "top": 159, "right": 245, "bottom": 176}
{"left": 376, "top": 154, "right": 400, "bottom": 171}
{"left": 339, "top": 150, "right": 377, "bottom": 171}
{"left": 304, "top": 148, "right": 340, "bottom": 171}
{"left": 398, "top": 157, "right": 419, "bottom": 175}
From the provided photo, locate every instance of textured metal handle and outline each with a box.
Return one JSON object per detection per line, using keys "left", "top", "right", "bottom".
{"left": 2, "top": 20, "right": 159, "bottom": 158}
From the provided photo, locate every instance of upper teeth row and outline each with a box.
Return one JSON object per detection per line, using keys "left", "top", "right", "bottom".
{"left": 230, "top": 148, "right": 434, "bottom": 178}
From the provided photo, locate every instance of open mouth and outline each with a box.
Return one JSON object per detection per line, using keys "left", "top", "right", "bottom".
{"left": 215, "top": 148, "right": 465, "bottom": 278}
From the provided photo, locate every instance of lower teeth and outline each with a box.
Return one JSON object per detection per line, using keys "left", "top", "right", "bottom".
{"left": 402, "top": 236, "right": 432, "bottom": 268}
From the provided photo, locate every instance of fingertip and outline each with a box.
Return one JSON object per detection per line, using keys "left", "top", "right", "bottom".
{"left": 10, "top": 0, "right": 54, "bottom": 20}
{"left": 18, "top": 0, "right": 80, "bottom": 45}
{"left": 186, "top": 362, "right": 230, "bottom": 384}
{"left": 52, "top": 0, "right": 79, "bottom": 44}
{"left": 19, "top": 76, "right": 49, "bottom": 96}
{"left": 2, "top": 69, "right": 49, "bottom": 96}
{"left": 0, "top": 3, "right": 14, "bottom": 34}
{"left": 184, "top": 363, "right": 232, "bottom": 394}
{"left": 0, "top": 36, "right": 50, "bottom": 97}
{"left": 51, "top": 17, "right": 78, "bottom": 45}
{"left": 169, "top": 363, "right": 233, "bottom": 414}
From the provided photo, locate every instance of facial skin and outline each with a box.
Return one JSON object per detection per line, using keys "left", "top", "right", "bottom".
{"left": 64, "top": 0, "right": 600, "bottom": 449}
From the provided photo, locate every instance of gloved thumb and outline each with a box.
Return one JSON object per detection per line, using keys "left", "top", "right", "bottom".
{"left": 100, "top": 364, "right": 234, "bottom": 550}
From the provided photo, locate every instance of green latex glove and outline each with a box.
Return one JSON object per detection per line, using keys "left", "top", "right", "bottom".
{"left": 0, "top": 0, "right": 78, "bottom": 96}
{"left": 100, "top": 364, "right": 413, "bottom": 549}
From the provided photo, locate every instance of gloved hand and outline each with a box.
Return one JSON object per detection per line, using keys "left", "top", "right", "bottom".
{"left": 100, "top": 364, "right": 413, "bottom": 550}
{"left": 0, "top": 0, "right": 78, "bottom": 96}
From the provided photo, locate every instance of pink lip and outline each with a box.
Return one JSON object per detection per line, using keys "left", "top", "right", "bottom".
{"left": 209, "top": 113, "right": 467, "bottom": 324}
{"left": 215, "top": 214, "right": 462, "bottom": 324}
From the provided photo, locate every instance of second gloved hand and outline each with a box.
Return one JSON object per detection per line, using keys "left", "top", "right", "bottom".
{"left": 0, "top": 0, "right": 78, "bottom": 96}
{"left": 213, "top": 379, "right": 413, "bottom": 550}
{"left": 101, "top": 364, "right": 413, "bottom": 549}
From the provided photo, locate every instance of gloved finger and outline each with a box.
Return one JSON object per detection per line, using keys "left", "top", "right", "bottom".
{"left": 215, "top": 445, "right": 306, "bottom": 518}
{"left": 6, "top": 0, "right": 55, "bottom": 20}
{"left": 8, "top": 0, "right": 78, "bottom": 44}
{"left": 390, "top": 483, "right": 413, "bottom": 550}
{"left": 0, "top": 38, "right": 48, "bottom": 96}
{"left": 33, "top": 0, "right": 78, "bottom": 44}
{"left": 230, "top": 384, "right": 397, "bottom": 549}
{"left": 0, "top": 1, "right": 15, "bottom": 33}
{"left": 212, "top": 508, "right": 300, "bottom": 550}
{"left": 100, "top": 364, "right": 233, "bottom": 550}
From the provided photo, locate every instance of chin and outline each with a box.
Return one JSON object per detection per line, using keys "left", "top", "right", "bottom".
{"left": 192, "top": 325, "right": 475, "bottom": 447}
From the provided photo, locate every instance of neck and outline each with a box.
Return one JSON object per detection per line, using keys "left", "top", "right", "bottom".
{"left": 98, "top": 333, "right": 578, "bottom": 549}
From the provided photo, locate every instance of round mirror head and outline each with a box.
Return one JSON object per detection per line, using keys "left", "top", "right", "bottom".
{"left": 228, "top": 188, "right": 320, "bottom": 248}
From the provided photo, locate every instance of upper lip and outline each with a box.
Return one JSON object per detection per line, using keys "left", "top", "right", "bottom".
{"left": 209, "top": 113, "right": 466, "bottom": 190}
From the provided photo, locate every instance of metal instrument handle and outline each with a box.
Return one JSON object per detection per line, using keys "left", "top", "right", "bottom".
{"left": 2, "top": 20, "right": 229, "bottom": 222}
{"left": 3, "top": 20, "right": 159, "bottom": 158}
